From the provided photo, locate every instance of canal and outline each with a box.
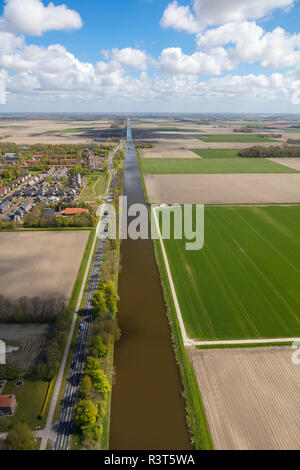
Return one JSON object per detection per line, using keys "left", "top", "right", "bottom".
{"left": 109, "top": 120, "right": 191, "bottom": 450}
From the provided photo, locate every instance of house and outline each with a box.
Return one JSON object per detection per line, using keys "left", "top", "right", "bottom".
{"left": 0, "top": 395, "right": 17, "bottom": 416}
{"left": 64, "top": 208, "right": 89, "bottom": 216}
{"left": 0, "top": 200, "right": 11, "bottom": 213}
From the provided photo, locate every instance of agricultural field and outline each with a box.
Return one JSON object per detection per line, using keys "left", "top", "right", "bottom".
{"left": 268, "top": 158, "right": 300, "bottom": 171}
{"left": 190, "top": 347, "right": 299, "bottom": 450}
{"left": 145, "top": 173, "right": 300, "bottom": 205}
{"left": 140, "top": 148, "right": 200, "bottom": 159}
{"left": 0, "top": 119, "right": 121, "bottom": 145}
{"left": 159, "top": 206, "right": 300, "bottom": 341}
{"left": 0, "top": 324, "right": 52, "bottom": 370}
{"left": 0, "top": 231, "right": 90, "bottom": 300}
{"left": 191, "top": 149, "right": 240, "bottom": 158}
{"left": 200, "top": 134, "right": 279, "bottom": 143}
{"left": 141, "top": 157, "right": 297, "bottom": 174}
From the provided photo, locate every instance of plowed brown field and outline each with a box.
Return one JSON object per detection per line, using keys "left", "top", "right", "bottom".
{"left": 190, "top": 347, "right": 300, "bottom": 450}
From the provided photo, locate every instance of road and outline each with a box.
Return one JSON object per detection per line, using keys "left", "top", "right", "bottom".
{"left": 39, "top": 139, "right": 123, "bottom": 451}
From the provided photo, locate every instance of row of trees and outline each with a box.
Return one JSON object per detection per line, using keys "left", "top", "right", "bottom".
{"left": 24, "top": 204, "right": 96, "bottom": 229}
{"left": 91, "top": 281, "right": 119, "bottom": 319}
{"left": 74, "top": 340, "right": 111, "bottom": 445}
{"left": 0, "top": 295, "right": 66, "bottom": 323}
{"left": 239, "top": 144, "right": 300, "bottom": 158}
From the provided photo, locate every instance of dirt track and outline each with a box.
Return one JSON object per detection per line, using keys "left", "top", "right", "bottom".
{"left": 190, "top": 347, "right": 300, "bottom": 450}
{"left": 0, "top": 231, "right": 89, "bottom": 300}
{"left": 144, "top": 173, "right": 300, "bottom": 205}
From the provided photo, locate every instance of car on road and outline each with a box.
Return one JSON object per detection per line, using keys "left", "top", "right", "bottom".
{"left": 79, "top": 322, "right": 84, "bottom": 331}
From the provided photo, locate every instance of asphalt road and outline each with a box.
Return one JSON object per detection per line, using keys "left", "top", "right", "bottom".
{"left": 53, "top": 141, "right": 120, "bottom": 451}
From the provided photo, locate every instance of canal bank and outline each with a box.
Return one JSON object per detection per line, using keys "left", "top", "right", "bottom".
{"left": 109, "top": 121, "right": 192, "bottom": 450}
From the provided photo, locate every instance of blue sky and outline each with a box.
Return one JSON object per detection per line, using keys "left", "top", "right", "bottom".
{"left": 0, "top": 0, "right": 300, "bottom": 112}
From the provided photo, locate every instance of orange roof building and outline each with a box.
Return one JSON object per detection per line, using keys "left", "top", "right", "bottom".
{"left": 0, "top": 395, "right": 17, "bottom": 416}
{"left": 64, "top": 208, "right": 89, "bottom": 216}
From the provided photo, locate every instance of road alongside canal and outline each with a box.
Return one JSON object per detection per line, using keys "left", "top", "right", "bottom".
{"left": 109, "top": 120, "right": 191, "bottom": 450}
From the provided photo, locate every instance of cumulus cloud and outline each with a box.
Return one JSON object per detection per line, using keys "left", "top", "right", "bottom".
{"left": 192, "top": 0, "right": 294, "bottom": 28}
{"left": 197, "top": 21, "right": 300, "bottom": 68}
{"left": 159, "top": 47, "right": 234, "bottom": 75}
{"left": 160, "top": 1, "right": 200, "bottom": 33}
{"left": 0, "top": 0, "right": 299, "bottom": 109}
{"left": 2, "top": 0, "right": 83, "bottom": 36}
{"left": 161, "top": 0, "right": 295, "bottom": 32}
{"left": 110, "top": 47, "right": 149, "bottom": 70}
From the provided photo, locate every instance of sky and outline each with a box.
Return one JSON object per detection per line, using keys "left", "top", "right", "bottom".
{"left": 0, "top": 0, "right": 300, "bottom": 113}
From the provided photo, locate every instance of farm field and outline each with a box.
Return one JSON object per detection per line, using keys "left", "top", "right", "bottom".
{"left": 190, "top": 347, "right": 299, "bottom": 450}
{"left": 0, "top": 119, "right": 117, "bottom": 144}
{"left": 268, "top": 158, "right": 300, "bottom": 171}
{"left": 200, "top": 134, "right": 278, "bottom": 143}
{"left": 191, "top": 149, "right": 240, "bottom": 158}
{"left": 145, "top": 173, "right": 300, "bottom": 205}
{"left": 141, "top": 157, "right": 296, "bottom": 174}
{"left": 0, "top": 231, "right": 90, "bottom": 300}
{"left": 159, "top": 206, "right": 300, "bottom": 341}
{"left": 0, "top": 324, "right": 52, "bottom": 370}
{"left": 140, "top": 148, "right": 200, "bottom": 159}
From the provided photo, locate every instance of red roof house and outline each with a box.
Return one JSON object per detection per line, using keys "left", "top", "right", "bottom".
{"left": 64, "top": 208, "right": 89, "bottom": 216}
{"left": 0, "top": 395, "right": 17, "bottom": 416}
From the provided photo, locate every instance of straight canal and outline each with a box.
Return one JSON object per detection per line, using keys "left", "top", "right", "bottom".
{"left": 109, "top": 120, "right": 191, "bottom": 450}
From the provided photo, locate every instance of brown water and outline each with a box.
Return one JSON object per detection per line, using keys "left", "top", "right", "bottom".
{"left": 109, "top": 122, "right": 191, "bottom": 450}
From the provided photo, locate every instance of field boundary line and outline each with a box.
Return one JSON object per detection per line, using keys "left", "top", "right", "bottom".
{"left": 153, "top": 206, "right": 300, "bottom": 348}
{"left": 152, "top": 206, "right": 193, "bottom": 346}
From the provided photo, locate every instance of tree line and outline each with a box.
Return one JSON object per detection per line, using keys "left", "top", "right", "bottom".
{"left": 0, "top": 295, "right": 66, "bottom": 323}
{"left": 239, "top": 144, "right": 300, "bottom": 158}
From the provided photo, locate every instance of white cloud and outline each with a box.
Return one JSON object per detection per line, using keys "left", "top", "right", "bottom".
{"left": 192, "top": 0, "right": 294, "bottom": 29}
{"left": 197, "top": 22, "right": 300, "bottom": 68}
{"left": 2, "top": 0, "right": 83, "bottom": 36}
{"left": 110, "top": 47, "right": 149, "bottom": 70}
{"left": 161, "top": 0, "right": 295, "bottom": 32}
{"left": 159, "top": 47, "right": 234, "bottom": 75}
{"left": 160, "top": 1, "right": 200, "bottom": 33}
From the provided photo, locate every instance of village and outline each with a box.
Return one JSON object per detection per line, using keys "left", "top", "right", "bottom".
{"left": 0, "top": 145, "right": 111, "bottom": 225}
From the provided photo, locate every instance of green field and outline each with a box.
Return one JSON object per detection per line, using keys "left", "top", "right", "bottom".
{"left": 151, "top": 127, "right": 201, "bottom": 133}
{"left": 200, "top": 134, "right": 278, "bottom": 143}
{"left": 141, "top": 157, "right": 298, "bottom": 174}
{"left": 191, "top": 149, "right": 240, "bottom": 159}
{"left": 80, "top": 174, "right": 106, "bottom": 198}
{"left": 0, "top": 380, "right": 49, "bottom": 432}
{"left": 159, "top": 206, "right": 300, "bottom": 341}
{"left": 46, "top": 128, "right": 93, "bottom": 135}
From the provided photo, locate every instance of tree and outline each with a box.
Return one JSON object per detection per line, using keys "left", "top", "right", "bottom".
{"left": 85, "top": 357, "right": 102, "bottom": 376}
{"left": 78, "top": 376, "right": 93, "bottom": 400}
{"left": 91, "top": 290, "right": 107, "bottom": 318}
{"left": 103, "top": 281, "right": 119, "bottom": 314}
{"left": 6, "top": 423, "right": 36, "bottom": 450}
{"left": 74, "top": 399, "right": 98, "bottom": 432}
{"left": 90, "top": 335, "right": 107, "bottom": 358}
{"left": 90, "top": 369, "right": 111, "bottom": 395}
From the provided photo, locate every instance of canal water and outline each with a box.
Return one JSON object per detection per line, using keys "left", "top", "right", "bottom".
{"left": 109, "top": 121, "right": 191, "bottom": 450}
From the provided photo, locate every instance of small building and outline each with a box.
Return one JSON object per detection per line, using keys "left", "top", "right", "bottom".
{"left": 0, "top": 395, "right": 17, "bottom": 416}
{"left": 65, "top": 208, "right": 89, "bottom": 216}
